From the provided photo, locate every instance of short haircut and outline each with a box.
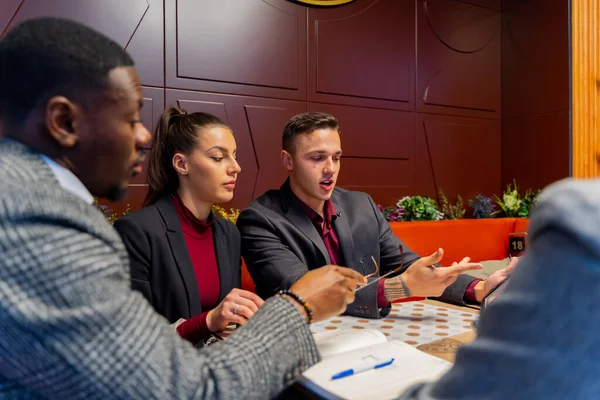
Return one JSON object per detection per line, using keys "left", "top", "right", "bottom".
{"left": 282, "top": 112, "right": 339, "bottom": 153}
{"left": 0, "top": 17, "right": 134, "bottom": 125}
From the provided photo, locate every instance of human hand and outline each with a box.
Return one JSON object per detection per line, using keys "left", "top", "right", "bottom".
{"left": 289, "top": 265, "right": 367, "bottom": 322}
{"left": 474, "top": 256, "right": 519, "bottom": 302}
{"left": 206, "top": 289, "right": 265, "bottom": 332}
{"left": 400, "top": 248, "right": 483, "bottom": 297}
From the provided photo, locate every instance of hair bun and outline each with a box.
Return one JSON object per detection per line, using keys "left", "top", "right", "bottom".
{"left": 167, "top": 110, "right": 187, "bottom": 127}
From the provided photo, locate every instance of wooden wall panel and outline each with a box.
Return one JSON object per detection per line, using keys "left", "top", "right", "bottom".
{"left": 461, "top": 0, "right": 501, "bottom": 9}
{"left": 502, "top": 0, "right": 569, "bottom": 118}
{"left": 308, "top": 0, "right": 415, "bottom": 111}
{"left": 0, "top": 0, "right": 21, "bottom": 36}
{"left": 502, "top": 111, "right": 570, "bottom": 190}
{"left": 1, "top": 0, "right": 164, "bottom": 87}
{"left": 418, "top": 114, "right": 501, "bottom": 201}
{"left": 336, "top": 158, "right": 415, "bottom": 207}
{"left": 308, "top": 103, "right": 415, "bottom": 159}
{"left": 125, "top": 0, "right": 164, "bottom": 86}
{"left": 7, "top": 0, "right": 149, "bottom": 47}
{"left": 501, "top": 0, "right": 570, "bottom": 191}
{"left": 165, "top": 0, "right": 307, "bottom": 101}
{"left": 502, "top": 0, "right": 530, "bottom": 10}
{"left": 417, "top": 0, "right": 501, "bottom": 119}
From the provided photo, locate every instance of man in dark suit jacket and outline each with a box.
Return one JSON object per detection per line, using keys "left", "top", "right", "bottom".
{"left": 238, "top": 112, "right": 514, "bottom": 318}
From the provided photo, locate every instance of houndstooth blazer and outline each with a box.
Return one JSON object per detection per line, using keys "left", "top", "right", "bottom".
{"left": 0, "top": 138, "right": 319, "bottom": 399}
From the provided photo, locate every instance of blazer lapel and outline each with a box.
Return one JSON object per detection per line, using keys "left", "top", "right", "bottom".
{"left": 281, "top": 180, "right": 331, "bottom": 264}
{"left": 285, "top": 207, "right": 331, "bottom": 264}
{"left": 155, "top": 195, "right": 202, "bottom": 317}
{"left": 213, "top": 219, "right": 231, "bottom": 302}
{"left": 332, "top": 198, "right": 356, "bottom": 270}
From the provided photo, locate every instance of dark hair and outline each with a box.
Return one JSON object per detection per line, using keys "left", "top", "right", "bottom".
{"left": 144, "top": 107, "right": 230, "bottom": 206}
{"left": 0, "top": 17, "right": 134, "bottom": 125}
{"left": 282, "top": 112, "right": 339, "bottom": 153}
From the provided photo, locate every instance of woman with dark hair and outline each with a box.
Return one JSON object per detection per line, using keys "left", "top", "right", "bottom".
{"left": 115, "top": 107, "right": 263, "bottom": 345}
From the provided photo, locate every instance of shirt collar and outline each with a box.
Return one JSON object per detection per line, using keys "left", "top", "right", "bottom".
{"left": 40, "top": 155, "right": 94, "bottom": 205}
{"left": 294, "top": 193, "right": 337, "bottom": 226}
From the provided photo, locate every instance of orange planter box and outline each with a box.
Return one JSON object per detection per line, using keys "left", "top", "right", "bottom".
{"left": 391, "top": 219, "right": 518, "bottom": 265}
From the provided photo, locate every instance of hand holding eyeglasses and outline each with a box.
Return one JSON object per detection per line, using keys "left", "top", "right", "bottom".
{"left": 396, "top": 248, "right": 483, "bottom": 298}
{"left": 290, "top": 265, "right": 367, "bottom": 322}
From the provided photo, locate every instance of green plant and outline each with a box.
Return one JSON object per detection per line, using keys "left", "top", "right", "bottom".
{"left": 493, "top": 180, "right": 522, "bottom": 217}
{"left": 212, "top": 205, "right": 241, "bottom": 224}
{"left": 94, "top": 198, "right": 131, "bottom": 225}
{"left": 492, "top": 180, "right": 539, "bottom": 218}
{"left": 438, "top": 189, "right": 466, "bottom": 220}
{"left": 521, "top": 188, "right": 541, "bottom": 217}
{"left": 397, "top": 196, "right": 443, "bottom": 221}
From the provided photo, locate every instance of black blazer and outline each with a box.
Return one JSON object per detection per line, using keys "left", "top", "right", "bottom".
{"left": 237, "top": 180, "right": 475, "bottom": 319}
{"left": 114, "top": 195, "right": 241, "bottom": 323}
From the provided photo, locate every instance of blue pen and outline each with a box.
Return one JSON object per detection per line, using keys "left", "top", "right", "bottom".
{"left": 330, "top": 357, "right": 395, "bottom": 380}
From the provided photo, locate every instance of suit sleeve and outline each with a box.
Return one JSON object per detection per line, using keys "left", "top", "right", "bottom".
{"left": 237, "top": 207, "right": 309, "bottom": 298}
{"left": 228, "top": 221, "right": 243, "bottom": 289}
{"left": 0, "top": 196, "right": 320, "bottom": 399}
{"left": 396, "top": 180, "right": 600, "bottom": 399}
{"left": 114, "top": 216, "right": 153, "bottom": 304}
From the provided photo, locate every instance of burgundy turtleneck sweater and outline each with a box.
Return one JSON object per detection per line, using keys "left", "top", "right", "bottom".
{"left": 172, "top": 194, "right": 221, "bottom": 344}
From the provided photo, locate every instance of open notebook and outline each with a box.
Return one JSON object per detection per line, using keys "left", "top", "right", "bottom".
{"left": 302, "top": 329, "right": 451, "bottom": 400}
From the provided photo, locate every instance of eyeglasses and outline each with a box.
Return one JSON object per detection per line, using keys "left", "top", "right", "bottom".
{"left": 355, "top": 245, "right": 405, "bottom": 292}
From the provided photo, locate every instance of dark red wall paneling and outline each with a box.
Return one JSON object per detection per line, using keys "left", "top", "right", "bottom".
{"left": 165, "top": 0, "right": 307, "bottom": 101}
{"left": 1, "top": 0, "right": 571, "bottom": 213}
{"left": 502, "top": 0, "right": 570, "bottom": 118}
{"left": 417, "top": 114, "right": 501, "bottom": 201}
{"left": 417, "top": 0, "right": 501, "bottom": 119}
{"left": 461, "top": 0, "right": 501, "bottom": 10}
{"left": 0, "top": 0, "right": 21, "bottom": 36}
{"left": 502, "top": 111, "right": 570, "bottom": 192}
{"left": 308, "top": 0, "right": 415, "bottom": 111}
{"left": 7, "top": 0, "right": 151, "bottom": 48}
{"left": 126, "top": 0, "right": 165, "bottom": 87}
{"left": 501, "top": 0, "right": 570, "bottom": 192}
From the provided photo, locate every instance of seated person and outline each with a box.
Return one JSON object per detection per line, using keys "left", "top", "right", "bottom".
{"left": 115, "top": 107, "right": 262, "bottom": 345}
{"left": 0, "top": 18, "right": 365, "bottom": 398}
{"left": 398, "top": 178, "right": 600, "bottom": 399}
{"left": 238, "top": 112, "right": 513, "bottom": 318}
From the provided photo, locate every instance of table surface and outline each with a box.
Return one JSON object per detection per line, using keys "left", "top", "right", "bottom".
{"left": 309, "top": 299, "right": 480, "bottom": 363}
{"left": 278, "top": 300, "right": 480, "bottom": 399}
{"left": 415, "top": 300, "right": 478, "bottom": 362}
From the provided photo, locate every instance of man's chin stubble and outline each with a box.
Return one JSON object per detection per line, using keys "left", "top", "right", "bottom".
{"left": 106, "top": 185, "right": 127, "bottom": 202}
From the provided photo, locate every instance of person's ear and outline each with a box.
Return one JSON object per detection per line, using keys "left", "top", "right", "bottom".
{"left": 173, "top": 153, "right": 189, "bottom": 176}
{"left": 45, "top": 96, "right": 79, "bottom": 148}
{"left": 281, "top": 150, "right": 294, "bottom": 171}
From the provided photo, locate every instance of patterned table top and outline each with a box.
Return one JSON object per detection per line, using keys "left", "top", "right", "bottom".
{"left": 310, "top": 300, "right": 478, "bottom": 348}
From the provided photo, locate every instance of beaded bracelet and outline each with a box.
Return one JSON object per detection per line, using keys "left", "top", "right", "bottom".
{"left": 278, "top": 289, "right": 314, "bottom": 324}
